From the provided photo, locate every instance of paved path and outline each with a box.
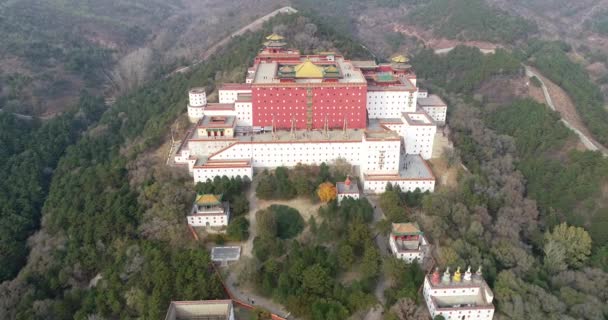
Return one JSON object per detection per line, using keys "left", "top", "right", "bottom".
{"left": 365, "top": 196, "right": 391, "bottom": 315}
{"left": 0, "top": 108, "right": 59, "bottom": 121}
{"left": 222, "top": 176, "right": 292, "bottom": 318}
{"left": 241, "top": 178, "right": 259, "bottom": 258}
{"left": 208, "top": 176, "right": 292, "bottom": 318}
{"left": 525, "top": 65, "right": 608, "bottom": 156}
{"left": 0, "top": 109, "right": 33, "bottom": 121}
{"left": 224, "top": 270, "right": 291, "bottom": 319}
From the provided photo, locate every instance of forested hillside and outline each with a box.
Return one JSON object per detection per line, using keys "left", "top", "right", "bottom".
{"left": 588, "top": 9, "right": 608, "bottom": 35}
{"left": 411, "top": 47, "right": 608, "bottom": 319}
{"left": 521, "top": 40, "right": 608, "bottom": 146}
{"left": 0, "top": 0, "right": 284, "bottom": 115}
{"left": 1, "top": 1, "right": 606, "bottom": 318}
{"left": 406, "top": 0, "right": 537, "bottom": 43}
{"left": 0, "top": 22, "right": 261, "bottom": 320}
{"left": 0, "top": 12, "right": 373, "bottom": 319}
{"left": 0, "top": 0, "right": 176, "bottom": 114}
{"left": 0, "top": 97, "right": 104, "bottom": 282}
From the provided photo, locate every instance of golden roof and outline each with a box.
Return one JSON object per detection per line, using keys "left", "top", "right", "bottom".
{"left": 195, "top": 194, "right": 222, "bottom": 205}
{"left": 392, "top": 222, "right": 421, "bottom": 235}
{"left": 266, "top": 33, "right": 285, "bottom": 41}
{"left": 391, "top": 54, "right": 409, "bottom": 64}
{"left": 294, "top": 60, "right": 324, "bottom": 78}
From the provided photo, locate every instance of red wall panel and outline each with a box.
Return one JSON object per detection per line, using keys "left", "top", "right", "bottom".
{"left": 252, "top": 85, "right": 367, "bottom": 130}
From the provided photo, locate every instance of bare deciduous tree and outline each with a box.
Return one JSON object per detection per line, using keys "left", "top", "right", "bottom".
{"left": 112, "top": 47, "right": 153, "bottom": 94}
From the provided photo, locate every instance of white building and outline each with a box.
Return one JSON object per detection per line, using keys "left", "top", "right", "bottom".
{"left": 176, "top": 88, "right": 438, "bottom": 191}
{"left": 417, "top": 94, "right": 448, "bottom": 125}
{"left": 174, "top": 48, "right": 447, "bottom": 194}
{"left": 402, "top": 112, "right": 437, "bottom": 160}
{"left": 218, "top": 83, "right": 252, "bottom": 104}
{"left": 165, "top": 300, "right": 235, "bottom": 320}
{"left": 336, "top": 176, "right": 360, "bottom": 204}
{"left": 362, "top": 154, "right": 435, "bottom": 194}
{"left": 366, "top": 87, "right": 417, "bottom": 119}
{"left": 388, "top": 222, "right": 429, "bottom": 263}
{"left": 423, "top": 267, "right": 495, "bottom": 320}
{"left": 187, "top": 194, "right": 230, "bottom": 227}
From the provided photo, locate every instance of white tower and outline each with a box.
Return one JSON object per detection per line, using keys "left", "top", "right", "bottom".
{"left": 188, "top": 87, "right": 207, "bottom": 123}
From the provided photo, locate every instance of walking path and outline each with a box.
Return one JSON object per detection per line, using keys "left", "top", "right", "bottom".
{"left": 220, "top": 176, "right": 293, "bottom": 318}
{"left": 525, "top": 65, "right": 608, "bottom": 156}
{"left": 224, "top": 270, "right": 291, "bottom": 319}
{"left": 241, "top": 179, "right": 259, "bottom": 258}
{"left": 363, "top": 196, "right": 391, "bottom": 318}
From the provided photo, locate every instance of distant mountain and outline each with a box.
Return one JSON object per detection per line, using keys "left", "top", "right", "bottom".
{"left": 0, "top": 0, "right": 283, "bottom": 115}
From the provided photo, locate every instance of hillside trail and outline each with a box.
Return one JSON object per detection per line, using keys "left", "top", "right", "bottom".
{"left": 524, "top": 65, "right": 608, "bottom": 156}
{"left": 167, "top": 6, "right": 298, "bottom": 77}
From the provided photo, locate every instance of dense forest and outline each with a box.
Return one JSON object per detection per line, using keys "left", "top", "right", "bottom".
{"left": 588, "top": 10, "right": 608, "bottom": 35}
{"left": 411, "top": 46, "right": 522, "bottom": 94}
{"left": 0, "top": 96, "right": 104, "bottom": 282}
{"left": 0, "top": 15, "right": 273, "bottom": 319}
{"left": 411, "top": 47, "right": 608, "bottom": 319}
{"left": 242, "top": 198, "right": 383, "bottom": 319}
{"left": 406, "top": 0, "right": 537, "bottom": 43}
{"left": 487, "top": 99, "right": 608, "bottom": 247}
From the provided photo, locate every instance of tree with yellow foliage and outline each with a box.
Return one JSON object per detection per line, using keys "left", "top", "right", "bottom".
{"left": 317, "top": 182, "right": 337, "bottom": 203}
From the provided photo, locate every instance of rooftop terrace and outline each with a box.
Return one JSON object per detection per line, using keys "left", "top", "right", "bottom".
{"left": 426, "top": 269, "right": 495, "bottom": 310}
{"left": 367, "top": 77, "right": 417, "bottom": 92}
{"left": 165, "top": 300, "right": 233, "bottom": 320}
{"left": 365, "top": 154, "right": 434, "bottom": 180}
{"left": 417, "top": 94, "right": 447, "bottom": 108}
{"left": 402, "top": 112, "right": 434, "bottom": 126}
{"left": 351, "top": 60, "right": 378, "bottom": 69}
{"left": 252, "top": 58, "right": 365, "bottom": 84}
{"left": 199, "top": 116, "right": 236, "bottom": 128}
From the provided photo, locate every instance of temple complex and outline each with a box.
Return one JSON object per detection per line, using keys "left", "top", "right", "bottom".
{"left": 187, "top": 194, "right": 230, "bottom": 227}
{"left": 424, "top": 267, "right": 495, "bottom": 320}
{"left": 175, "top": 34, "right": 447, "bottom": 194}
{"left": 388, "top": 222, "right": 429, "bottom": 263}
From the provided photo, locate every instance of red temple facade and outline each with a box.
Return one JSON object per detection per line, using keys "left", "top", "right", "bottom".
{"left": 251, "top": 84, "right": 367, "bottom": 129}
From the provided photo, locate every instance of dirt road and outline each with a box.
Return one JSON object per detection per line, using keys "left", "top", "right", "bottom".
{"left": 525, "top": 65, "right": 608, "bottom": 156}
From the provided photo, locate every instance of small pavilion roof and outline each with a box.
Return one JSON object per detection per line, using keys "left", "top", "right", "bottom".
{"left": 195, "top": 194, "right": 223, "bottom": 206}
{"left": 391, "top": 54, "right": 409, "bottom": 63}
{"left": 266, "top": 33, "right": 285, "bottom": 41}
{"left": 392, "top": 222, "right": 423, "bottom": 236}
